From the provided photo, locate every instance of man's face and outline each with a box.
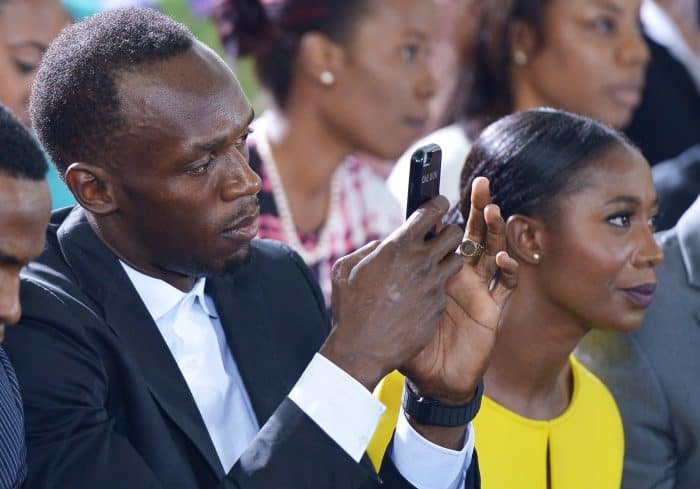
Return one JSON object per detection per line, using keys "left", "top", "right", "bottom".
{"left": 103, "top": 42, "right": 262, "bottom": 280}
{"left": 0, "top": 175, "right": 50, "bottom": 341}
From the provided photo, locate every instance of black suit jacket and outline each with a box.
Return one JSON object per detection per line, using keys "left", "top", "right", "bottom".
{"left": 4, "top": 207, "right": 479, "bottom": 488}
{"left": 625, "top": 35, "right": 700, "bottom": 165}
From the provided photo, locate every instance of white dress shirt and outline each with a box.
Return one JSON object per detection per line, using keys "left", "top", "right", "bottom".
{"left": 121, "top": 261, "right": 473, "bottom": 487}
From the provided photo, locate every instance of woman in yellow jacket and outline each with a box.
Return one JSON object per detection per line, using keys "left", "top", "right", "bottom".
{"left": 369, "top": 108, "right": 664, "bottom": 488}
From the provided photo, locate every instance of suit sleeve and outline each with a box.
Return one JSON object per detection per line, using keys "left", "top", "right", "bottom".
{"left": 5, "top": 279, "right": 381, "bottom": 489}
{"left": 577, "top": 331, "right": 676, "bottom": 489}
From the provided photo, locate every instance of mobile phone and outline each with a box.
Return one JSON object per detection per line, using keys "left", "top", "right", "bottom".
{"left": 406, "top": 143, "right": 442, "bottom": 239}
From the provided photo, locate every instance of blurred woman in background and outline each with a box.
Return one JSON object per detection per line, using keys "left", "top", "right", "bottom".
{"left": 0, "top": 0, "right": 73, "bottom": 208}
{"left": 388, "top": 0, "right": 650, "bottom": 207}
{"left": 371, "top": 109, "right": 663, "bottom": 488}
{"left": 213, "top": 0, "right": 437, "bottom": 305}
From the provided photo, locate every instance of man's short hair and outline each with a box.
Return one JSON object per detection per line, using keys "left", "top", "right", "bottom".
{"left": 30, "top": 7, "right": 194, "bottom": 176}
{"left": 0, "top": 104, "right": 48, "bottom": 180}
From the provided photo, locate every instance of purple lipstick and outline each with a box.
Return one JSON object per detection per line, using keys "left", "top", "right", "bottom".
{"left": 621, "top": 283, "right": 657, "bottom": 309}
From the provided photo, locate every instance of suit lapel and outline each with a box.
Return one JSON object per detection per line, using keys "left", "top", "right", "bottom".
{"left": 209, "top": 254, "right": 287, "bottom": 426}
{"left": 56, "top": 208, "right": 224, "bottom": 477}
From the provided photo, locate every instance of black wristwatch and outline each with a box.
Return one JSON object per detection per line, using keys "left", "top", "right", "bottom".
{"left": 402, "top": 379, "right": 484, "bottom": 427}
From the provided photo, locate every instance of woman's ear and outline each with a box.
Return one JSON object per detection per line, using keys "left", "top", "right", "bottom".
{"left": 64, "top": 162, "right": 118, "bottom": 215}
{"left": 509, "top": 20, "right": 538, "bottom": 67}
{"left": 506, "top": 214, "right": 545, "bottom": 265}
{"left": 297, "top": 31, "right": 345, "bottom": 88}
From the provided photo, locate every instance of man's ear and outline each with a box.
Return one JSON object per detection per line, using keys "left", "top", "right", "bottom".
{"left": 64, "top": 162, "right": 118, "bottom": 215}
{"left": 505, "top": 214, "right": 545, "bottom": 265}
{"left": 297, "top": 31, "right": 345, "bottom": 88}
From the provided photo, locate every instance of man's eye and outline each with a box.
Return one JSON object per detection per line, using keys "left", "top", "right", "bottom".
{"left": 607, "top": 213, "right": 632, "bottom": 228}
{"left": 188, "top": 156, "right": 214, "bottom": 176}
{"left": 235, "top": 128, "right": 253, "bottom": 148}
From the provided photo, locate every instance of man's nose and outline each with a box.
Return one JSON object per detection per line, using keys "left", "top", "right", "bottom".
{"left": 221, "top": 158, "right": 263, "bottom": 202}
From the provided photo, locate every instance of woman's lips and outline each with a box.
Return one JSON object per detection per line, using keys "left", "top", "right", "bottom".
{"left": 621, "top": 283, "right": 656, "bottom": 309}
{"left": 608, "top": 82, "right": 643, "bottom": 108}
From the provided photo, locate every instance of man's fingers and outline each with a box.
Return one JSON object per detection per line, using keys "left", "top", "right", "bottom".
{"left": 491, "top": 251, "right": 519, "bottom": 306}
{"left": 332, "top": 240, "right": 381, "bottom": 285}
{"left": 402, "top": 195, "right": 450, "bottom": 243}
{"left": 426, "top": 224, "right": 463, "bottom": 264}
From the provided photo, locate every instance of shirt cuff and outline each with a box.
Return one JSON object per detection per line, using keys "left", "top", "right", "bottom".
{"left": 391, "top": 407, "right": 475, "bottom": 489}
{"left": 288, "top": 353, "right": 386, "bottom": 462}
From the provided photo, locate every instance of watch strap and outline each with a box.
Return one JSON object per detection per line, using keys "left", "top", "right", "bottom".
{"left": 402, "top": 379, "right": 484, "bottom": 427}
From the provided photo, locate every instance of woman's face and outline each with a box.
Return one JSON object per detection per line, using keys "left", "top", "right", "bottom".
{"left": 534, "top": 144, "right": 663, "bottom": 332}
{"left": 319, "top": 0, "right": 438, "bottom": 160}
{"left": 0, "top": 0, "right": 69, "bottom": 127}
{"left": 514, "top": 0, "right": 649, "bottom": 129}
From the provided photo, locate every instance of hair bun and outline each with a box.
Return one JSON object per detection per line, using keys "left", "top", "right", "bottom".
{"left": 213, "top": 0, "right": 279, "bottom": 57}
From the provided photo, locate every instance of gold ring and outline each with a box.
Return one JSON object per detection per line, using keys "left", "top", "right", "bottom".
{"left": 458, "top": 239, "right": 485, "bottom": 258}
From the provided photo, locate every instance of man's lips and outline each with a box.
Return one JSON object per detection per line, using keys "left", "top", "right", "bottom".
{"left": 221, "top": 212, "right": 259, "bottom": 240}
{"left": 620, "top": 283, "right": 656, "bottom": 309}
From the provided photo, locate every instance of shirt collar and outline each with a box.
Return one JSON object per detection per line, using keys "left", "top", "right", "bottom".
{"left": 120, "top": 261, "right": 218, "bottom": 321}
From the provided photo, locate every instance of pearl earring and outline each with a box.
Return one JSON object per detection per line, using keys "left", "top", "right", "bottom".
{"left": 320, "top": 70, "right": 335, "bottom": 86}
{"left": 514, "top": 50, "right": 528, "bottom": 66}
{"left": 532, "top": 252, "right": 541, "bottom": 262}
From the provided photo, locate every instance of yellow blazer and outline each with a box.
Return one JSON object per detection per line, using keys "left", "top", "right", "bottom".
{"left": 369, "top": 357, "right": 623, "bottom": 489}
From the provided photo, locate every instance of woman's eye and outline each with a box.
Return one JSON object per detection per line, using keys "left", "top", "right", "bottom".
{"left": 591, "top": 17, "right": 617, "bottom": 34}
{"left": 399, "top": 44, "right": 420, "bottom": 62}
{"left": 648, "top": 215, "right": 658, "bottom": 232}
{"left": 13, "top": 59, "right": 36, "bottom": 75}
{"left": 607, "top": 213, "right": 632, "bottom": 228}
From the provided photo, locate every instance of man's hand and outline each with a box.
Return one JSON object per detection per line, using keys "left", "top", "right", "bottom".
{"left": 321, "top": 196, "right": 464, "bottom": 392}
{"left": 402, "top": 177, "right": 518, "bottom": 405}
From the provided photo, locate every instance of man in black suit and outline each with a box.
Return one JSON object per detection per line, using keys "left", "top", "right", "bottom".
{"left": 0, "top": 105, "right": 51, "bottom": 487}
{"left": 4, "top": 8, "right": 518, "bottom": 488}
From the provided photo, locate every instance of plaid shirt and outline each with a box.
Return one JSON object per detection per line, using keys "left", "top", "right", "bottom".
{"left": 249, "top": 142, "right": 403, "bottom": 307}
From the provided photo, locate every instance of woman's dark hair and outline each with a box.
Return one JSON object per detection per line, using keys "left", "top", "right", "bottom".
{"left": 462, "top": 0, "right": 547, "bottom": 136}
{"left": 213, "top": 0, "right": 371, "bottom": 108}
{"left": 460, "top": 109, "right": 634, "bottom": 223}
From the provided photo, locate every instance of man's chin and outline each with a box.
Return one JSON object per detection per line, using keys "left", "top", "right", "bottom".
{"left": 221, "top": 244, "right": 253, "bottom": 276}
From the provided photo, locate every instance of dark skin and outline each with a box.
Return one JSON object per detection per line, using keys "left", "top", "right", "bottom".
{"left": 0, "top": 0, "right": 69, "bottom": 127}
{"left": 483, "top": 145, "right": 663, "bottom": 420}
{"left": 66, "top": 41, "right": 518, "bottom": 450}
{"left": 0, "top": 175, "right": 51, "bottom": 342}
{"left": 262, "top": 0, "right": 436, "bottom": 234}
{"left": 512, "top": 0, "right": 649, "bottom": 129}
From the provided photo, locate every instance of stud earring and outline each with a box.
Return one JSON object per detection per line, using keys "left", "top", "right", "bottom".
{"left": 532, "top": 252, "right": 541, "bottom": 262}
{"left": 320, "top": 70, "right": 335, "bottom": 86}
{"left": 513, "top": 50, "right": 528, "bottom": 66}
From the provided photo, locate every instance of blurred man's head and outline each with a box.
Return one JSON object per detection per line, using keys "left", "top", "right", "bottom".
{"left": 0, "top": 104, "right": 51, "bottom": 341}
{"left": 30, "top": 8, "right": 261, "bottom": 290}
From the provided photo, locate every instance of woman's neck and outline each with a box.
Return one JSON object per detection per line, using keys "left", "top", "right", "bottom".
{"left": 484, "top": 283, "right": 588, "bottom": 420}
{"left": 262, "top": 106, "right": 353, "bottom": 234}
